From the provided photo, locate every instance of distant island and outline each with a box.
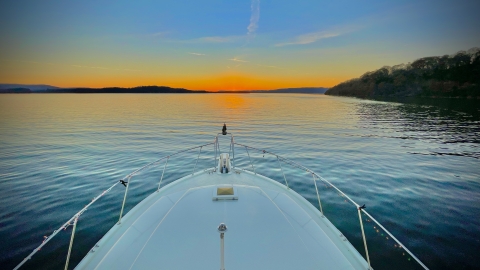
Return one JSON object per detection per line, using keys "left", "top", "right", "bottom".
{"left": 325, "top": 47, "right": 480, "bottom": 99}
{"left": 0, "top": 85, "right": 205, "bottom": 94}
{"left": 0, "top": 84, "right": 60, "bottom": 91}
{"left": 0, "top": 85, "right": 328, "bottom": 94}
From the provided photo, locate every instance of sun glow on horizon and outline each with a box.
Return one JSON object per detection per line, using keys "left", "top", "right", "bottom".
{"left": 1, "top": 1, "right": 479, "bottom": 90}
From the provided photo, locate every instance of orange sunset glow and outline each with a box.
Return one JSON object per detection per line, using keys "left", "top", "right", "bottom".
{"left": 1, "top": 0, "right": 479, "bottom": 91}
{"left": 0, "top": 58, "right": 356, "bottom": 91}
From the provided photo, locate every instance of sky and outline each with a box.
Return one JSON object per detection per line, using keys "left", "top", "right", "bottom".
{"left": 0, "top": 0, "right": 479, "bottom": 91}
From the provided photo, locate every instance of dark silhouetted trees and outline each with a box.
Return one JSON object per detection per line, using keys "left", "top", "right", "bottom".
{"left": 325, "top": 48, "right": 480, "bottom": 98}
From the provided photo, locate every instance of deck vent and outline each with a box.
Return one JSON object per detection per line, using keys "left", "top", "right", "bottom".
{"left": 213, "top": 186, "right": 238, "bottom": 201}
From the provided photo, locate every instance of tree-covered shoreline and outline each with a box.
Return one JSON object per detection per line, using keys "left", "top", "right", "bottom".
{"left": 325, "top": 48, "right": 480, "bottom": 99}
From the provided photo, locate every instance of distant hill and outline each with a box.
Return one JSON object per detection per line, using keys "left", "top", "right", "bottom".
{"left": 43, "top": 86, "right": 206, "bottom": 93}
{"left": 0, "top": 88, "right": 32, "bottom": 93}
{"left": 0, "top": 84, "right": 327, "bottom": 94}
{"left": 325, "top": 47, "right": 480, "bottom": 98}
{"left": 0, "top": 85, "right": 208, "bottom": 94}
{"left": 0, "top": 84, "right": 60, "bottom": 91}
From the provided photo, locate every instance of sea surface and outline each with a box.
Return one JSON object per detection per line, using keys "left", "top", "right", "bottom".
{"left": 0, "top": 94, "right": 479, "bottom": 269}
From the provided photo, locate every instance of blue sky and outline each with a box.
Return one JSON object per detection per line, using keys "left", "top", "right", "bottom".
{"left": 1, "top": 0, "right": 479, "bottom": 90}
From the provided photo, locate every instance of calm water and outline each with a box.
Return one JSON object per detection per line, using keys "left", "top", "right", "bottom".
{"left": 0, "top": 94, "right": 479, "bottom": 269}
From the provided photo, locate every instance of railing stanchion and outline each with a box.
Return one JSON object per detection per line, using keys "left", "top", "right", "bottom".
{"left": 245, "top": 146, "right": 256, "bottom": 174}
{"left": 277, "top": 156, "right": 289, "bottom": 189}
{"left": 214, "top": 137, "right": 218, "bottom": 169}
{"left": 228, "top": 138, "right": 232, "bottom": 158}
{"left": 358, "top": 208, "right": 372, "bottom": 270}
{"left": 231, "top": 136, "right": 235, "bottom": 168}
{"left": 118, "top": 176, "right": 132, "bottom": 224}
{"left": 192, "top": 147, "right": 202, "bottom": 175}
{"left": 64, "top": 215, "right": 78, "bottom": 270}
{"left": 157, "top": 157, "right": 170, "bottom": 192}
{"left": 312, "top": 174, "right": 324, "bottom": 216}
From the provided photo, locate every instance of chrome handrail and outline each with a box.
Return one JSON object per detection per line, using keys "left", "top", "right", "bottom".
{"left": 13, "top": 181, "right": 120, "bottom": 270}
{"left": 13, "top": 142, "right": 213, "bottom": 270}
{"left": 233, "top": 142, "right": 429, "bottom": 270}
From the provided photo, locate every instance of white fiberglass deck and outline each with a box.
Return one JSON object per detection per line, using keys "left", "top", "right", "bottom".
{"left": 75, "top": 168, "right": 369, "bottom": 270}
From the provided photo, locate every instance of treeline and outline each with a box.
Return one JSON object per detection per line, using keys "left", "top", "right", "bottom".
{"left": 325, "top": 48, "right": 480, "bottom": 98}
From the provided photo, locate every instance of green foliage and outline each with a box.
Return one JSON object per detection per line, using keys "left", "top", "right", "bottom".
{"left": 326, "top": 48, "right": 480, "bottom": 98}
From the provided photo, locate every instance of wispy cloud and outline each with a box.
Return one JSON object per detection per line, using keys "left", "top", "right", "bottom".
{"left": 3, "top": 59, "right": 142, "bottom": 72}
{"left": 275, "top": 30, "right": 341, "bottom": 47}
{"left": 247, "top": 0, "right": 260, "bottom": 37}
{"left": 255, "top": 63, "right": 280, "bottom": 69}
{"left": 274, "top": 23, "right": 364, "bottom": 47}
{"left": 71, "top": 64, "right": 109, "bottom": 70}
{"left": 225, "top": 57, "right": 295, "bottom": 72}
{"left": 189, "top": 35, "right": 243, "bottom": 43}
{"left": 188, "top": 52, "right": 206, "bottom": 56}
{"left": 228, "top": 57, "right": 249, "bottom": 63}
{"left": 148, "top": 31, "right": 168, "bottom": 38}
{"left": 71, "top": 64, "right": 142, "bottom": 71}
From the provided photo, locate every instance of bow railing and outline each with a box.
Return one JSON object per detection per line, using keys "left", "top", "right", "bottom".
{"left": 13, "top": 141, "right": 214, "bottom": 270}
{"left": 231, "top": 140, "right": 429, "bottom": 270}
{"left": 14, "top": 133, "right": 429, "bottom": 270}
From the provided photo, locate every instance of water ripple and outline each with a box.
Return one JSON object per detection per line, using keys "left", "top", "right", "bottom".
{"left": 0, "top": 94, "right": 478, "bottom": 269}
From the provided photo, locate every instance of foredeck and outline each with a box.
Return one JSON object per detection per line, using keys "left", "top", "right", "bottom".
{"left": 75, "top": 169, "right": 369, "bottom": 270}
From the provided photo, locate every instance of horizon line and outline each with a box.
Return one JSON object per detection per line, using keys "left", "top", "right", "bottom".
{"left": 0, "top": 84, "right": 330, "bottom": 92}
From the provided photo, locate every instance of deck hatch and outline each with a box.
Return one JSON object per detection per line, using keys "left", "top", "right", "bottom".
{"left": 217, "top": 187, "right": 234, "bottom": 195}
{"left": 213, "top": 186, "right": 238, "bottom": 200}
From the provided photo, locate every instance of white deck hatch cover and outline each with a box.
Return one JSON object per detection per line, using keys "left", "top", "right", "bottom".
{"left": 213, "top": 185, "right": 238, "bottom": 200}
